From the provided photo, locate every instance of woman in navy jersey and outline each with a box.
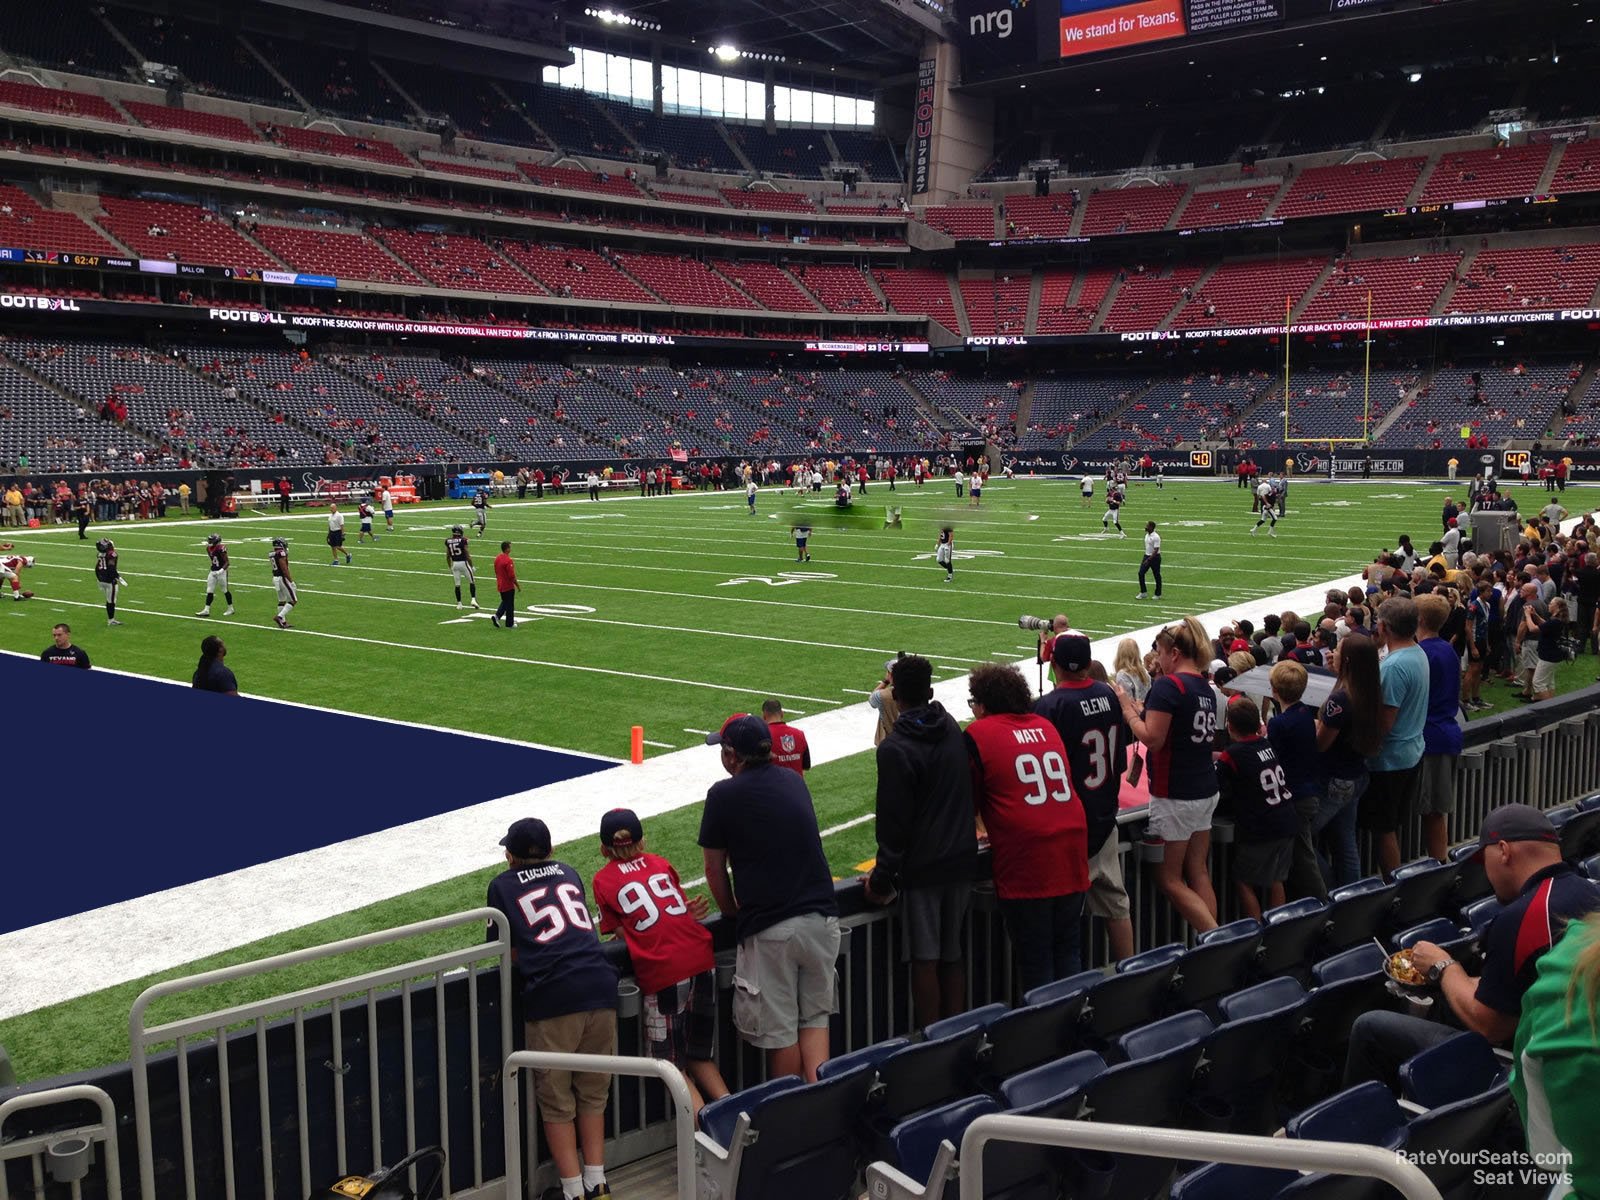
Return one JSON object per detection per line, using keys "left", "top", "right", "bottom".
{"left": 1117, "top": 616, "right": 1220, "bottom": 933}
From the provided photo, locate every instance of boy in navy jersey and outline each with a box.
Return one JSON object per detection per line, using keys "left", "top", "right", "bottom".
{"left": 486, "top": 818, "right": 618, "bottom": 1200}
{"left": 1215, "top": 696, "right": 1299, "bottom": 919}
{"left": 591, "top": 808, "right": 728, "bottom": 1118}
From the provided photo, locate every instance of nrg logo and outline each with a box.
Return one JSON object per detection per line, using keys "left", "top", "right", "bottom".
{"left": 968, "top": 0, "right": 1026, "bottom": 38}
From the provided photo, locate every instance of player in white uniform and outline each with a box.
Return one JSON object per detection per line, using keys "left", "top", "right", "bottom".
{"left": 381, "top": 486, "right": 395, "bottom": 532}
{"left": 935, "top": 526, "right": 954, "bottom": 582}
{"left": 197, "top": 534, "right": 234, "bottom": 617}
{"left": 270, "top": 538, "right": 296, "bottom": 628}
{"left": 1102, "top": 483, "right": 1127, "bottom": 537}
{"left": 445, "top": 525, "right": 480, "bottom": 609}
{"left": 1080, "top": 473, "right": 1094, "bottom": 508}
{"left": 327, "top": 503, "right": 351, "bottom": 565}
{"left": 1251, "top": 480, "right": 1279, "bottom": 536}
{"left": 0, "top": 544, "right": 34, "bottom": 600}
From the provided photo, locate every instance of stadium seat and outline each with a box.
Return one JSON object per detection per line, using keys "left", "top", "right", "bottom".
{"left": 1398, "top": 1031, "right": 1507, "bottom": 1109}
{"left": 1202, "top": 980, "right": 1312, "bottom": 1131}
{"left": 1392, "top": 917, "right": 1474, "bottom": 963}
{"left": 1582, "top": 853, "right": 1600, "bottom": 881}
{"left": 1448, "top": 843, "right": 1490, "bottom": 904}
{"left": 695, "top": 1066, "right": 877, "bottom": 1200}
{"left": 1172, "top": 923, "right": 1263, "bottom": 1015}
{"left": 1116, "top": 942, "right": 1186, "bottom": 973}
{"left": 1388, "top": 858, "right": 1460, "bottom": 927}
{"left": 1170, "top": 1162, "right": 1301, "bottom": 1200}
{"left": 1297, "top": 946, "right": 1389, "bottom": 1063}
{"left": 1559, "top": 807, "right": 1600, "bottom": 862}
{"left": 1285, "top": 1080, "right": 1407, "bottom": 1148}
{"left": 1402, "top": 1083, "right": 1515, "bottom": 1194}
{"left": 1462, "top": 894, "right": 1504, "bottom": 936}
{"left": 816, "top": 1037, "right": 910, "bottom": 1081}
{"left": 1322, "top": 878, "right": 1399, "bottom": 951}
{"left": 1259, "top": 898, "right": 1331, "bottom": 980}
{"left": 1021, "top": 969, "right": 1104, "bottom": 1008}
{"left": 998, "top": 1049, "right": 1107, "bottom": 1109}
{"left": 978, "top": 993, "right": 1093, "bottom": 1086}
{"left": 869, "top": 1027, "right": 990, "bottom": 1137}
{"left": 925, "top": 1002, "right": 1009, "bottom": 1040}
{"left": 1079, "top": 956, "right": 1183, "bottom": 1050}
{"left": 888, "top": 1094, "right": 1002, "bottom": 1200}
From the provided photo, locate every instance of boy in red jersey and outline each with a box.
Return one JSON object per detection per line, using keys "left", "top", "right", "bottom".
{"left": 592, "top": 808, "right": 729, "bottom": 1117}
{"left": 965, "top": 663, "right": 1089, "bottom": 994}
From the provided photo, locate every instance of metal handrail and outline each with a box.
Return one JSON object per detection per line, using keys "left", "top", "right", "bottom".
{"left": 958, "top": 1115, "right": 1443, "bottom": 1200}
{"left": 0, "top": 1084, "right": 122, "bottom": 1200}
{"left": 501, "top": 1052, "right": 695, "bottom": 1200}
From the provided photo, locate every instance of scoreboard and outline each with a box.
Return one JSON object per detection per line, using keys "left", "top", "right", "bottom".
{"left": 958, "top": 0, "right": 1431, "bottom": 77}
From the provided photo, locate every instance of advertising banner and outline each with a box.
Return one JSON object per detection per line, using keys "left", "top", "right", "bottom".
{"left": 911, "top": 58, "right": 937, "bottom": 194}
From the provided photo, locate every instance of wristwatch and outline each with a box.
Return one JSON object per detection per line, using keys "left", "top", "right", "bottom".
{"left": 1426, "top": 957, "right": 1455, "bottom": 984}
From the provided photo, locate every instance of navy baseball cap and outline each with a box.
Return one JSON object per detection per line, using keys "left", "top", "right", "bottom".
{"left": 599, "top": 808, "right": 645, "bottom": 849}
{"left": 500, "top": 817, "right": 551, "bottom": 858}
{"left": 1471, "top": 804, "right": 1560, "bottom": 861}
{"left": 706, "top": 713, "right": 772, "bottom": 756}
{"left": 1052, "top": 633, "right": 1093, "bottom": 672}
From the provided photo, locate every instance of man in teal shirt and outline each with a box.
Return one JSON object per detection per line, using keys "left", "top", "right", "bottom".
{"left": 1360, "top": 596, "right": 1428, "bottom": 877}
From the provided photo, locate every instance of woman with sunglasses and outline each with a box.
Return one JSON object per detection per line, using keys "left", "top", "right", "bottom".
{"left": 1116, "top": 616, "right": 1221, "bottom": 933}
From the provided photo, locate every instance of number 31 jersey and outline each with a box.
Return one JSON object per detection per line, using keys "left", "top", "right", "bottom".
{"left": 965, "top": 713, "right": 1088, "bottom": 900}
{"left": 592, "top": 853, "right": 714, "bottom": 994}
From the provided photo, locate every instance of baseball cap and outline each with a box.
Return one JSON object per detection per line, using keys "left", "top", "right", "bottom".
{"left": 499, "top": 817, "right": 551, "bottom": 858}
{"left": 1470, "top": 804, "right": 1560, "bottom": 861}
{"left": 705, "top": 713, "right": 773, "bottom": 756}
{"left": 1052, "top": 633, "right": 1092, "bottom": 672}
{"left": 599, "top": 808, "right": 644, "bottom": 849}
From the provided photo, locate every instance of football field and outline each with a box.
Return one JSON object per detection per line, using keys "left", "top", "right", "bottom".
{"left": 2, "top": 475, "right": 1590, "bottom": 1080}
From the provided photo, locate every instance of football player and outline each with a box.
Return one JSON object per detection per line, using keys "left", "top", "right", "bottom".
{"left": 197, "top": 534, "right": 234, "bottom": 617}
{"left": 94, "top": 538, "right": 126, "bottom": 626}
{"left": 1102, "top": 482, "right": 1127, "bottom": 538}
{"left": 0, "top": 543, "right": 36, "bottom": 601}
{"left": 792, "top": 524, "right": 812, "bottom": 563}
{"left": 270, "top": 538, "right": 296, "bottom": 629}
{"left": 471, "top": 487, "right": 490, "bottom": 536}
{"left": 935, "top": 526, "right": 955, "bottom": 583}
{"left": 357, "top": 496, "right": 378, "bottom": 543}
{"left": 445, "top": 525, "right": 480, "bottom": 610}
{"left": 1251, "top": 479, "right": 1279, "bottom": 536}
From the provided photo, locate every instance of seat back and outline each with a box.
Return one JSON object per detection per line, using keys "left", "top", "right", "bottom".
{"left": 700, "top": 1075, "right": 805, "bottom": 1148}
{"left": 981, "top": 993, "right": 1089, "bottom": 1082}
{"left": 1285, "top": 1081, "right": 1407, "bottom": 1148}
{"left": 1259, "top": 898, "right": 1330, "bottom": 977}
{"left": 1560, "top": 808, "right": 1600, "bottom": 861}
{"left": 1389, "top": 858, "right": 1460, "bottom": 926}
{"left": 1399, "top": 1031, "right": 1507, "bottom": 1109}
{"left": 1583, "top": 852, "right": 1600, "bottom": 881}
{"left": 725, "top": 1066, "right": 879, "bottom": 1200}
{"left": 816, "top": 1037, "right": 910, "bottom": 1082}
{"left": 877, "top": 1027, "right": 988, "bottom": 1122}
{"left": 1172, "top": 929, "right": 1263, "bottom": 1013}
{"left": 1449, "top": 842, "right": 1490, "bottom": 904}
{"left": 1080, "top": 958, "right": 1181, "bottom": 1046}
{"left": 924, "top": 1003, "right": 1008, "bottom": 1042}
{"left": 1171, "top": 1162, "right": 1301, "bottom": 1200}
{"left": 1115, "top": 942, "right": 1185, "bottom": 973}
{"left": 999, "top": 1049, "right": 1106, "bottom": 1110}
{"left": 1311, "top": 943, "right": 1386, "bottom": 986}
{"left": 1116, "top": 1010, "right": 1214, "bottom": 1062}
{"left": 1392, "top": 916, "right": 1472, "bottom": 961}
{"left": 1021, "top": 968, "right": 1103, "bottom": 1008}
{"left": 1462, "top": 894, "right": 1504, "bottom": 935}
{"left": 890, "top": 1094, "right": 1001, "bottom": 1187}
{"left": 1405, "top": 1083, "right": 1514, "bottom": 1192}
{"left": 1216, "top": 975, "right": 1307, "bottom": 1022}
{"left": 1323, "top": 877, "right": 1399, "bottom": 951}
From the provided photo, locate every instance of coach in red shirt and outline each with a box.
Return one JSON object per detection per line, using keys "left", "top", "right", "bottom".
{"left": 965, "top": 663, "right": 1089, "bottom": 994}
{"left": 761, "top": 700, "right": 810, "bottom": 774}
{"left": 491, "top": 541, "right": 519, "bottom": 629}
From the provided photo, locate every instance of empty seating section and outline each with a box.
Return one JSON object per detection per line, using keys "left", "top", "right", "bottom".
{"left": 1559, "top": 370, "right": 1600, "bottom": 441}
{"left": 919, "top": 205, "right": 996, "bottom": 239}
{"left": 791, "top": 264, "right": 885, "bottom": 313}
{"left": 711, "top": 261, "right": 818, "bottom": 312}
{"left": 1419, "top": 144, "right": 1552, "bottom": 204}
{"left": 124, "top": 101, "right": 261, "bottom": 143}
{"left": 1079, "top": 185, "right": 1185, "bottom": 236}
{"left": 380, "top": 61, "right": 548, "bottom": 149}
{"left": 254, "top": 224, "right": 421, "bottom": 286}
{"left": 719, "top": 189, "right": 817, "bottom": 214}
{"left": 1388, "top": 75, "right": 1502, "bottom": 139}
{"left": 806, "top": 369, "right": 929, "bottom": 450}
{"left": 244, "top": 33, "right": 408, "bottom": 124}
{"left": 1177, "top": 184, "right": 1279, "bottom": 229}
{"left": 1276, "top": 158, "right": 1425, "bottom": 219}
{"left": 0, "top": 80, "right": 123, "bottom": 124}
{"left": 1549, "top": 138, "right": 1600, "bottom": 194}
{"left": 732, "top": 126, "right": 833, "bottom": 177}
{"left": 342, "top": 354, "right": 543, "bottom": 448}
{"left": 15, "top": 339, "right": 327, "bottom": 464}
{"left": 1003, "top": 195, "right": 1074, "bottom": 239}
{"left": 830, "top": 131, "right": 900, "bottom": 181}
{"left": 1172, "top": 258, "right": 1327, "bottom": 329}
{"left": 1284, "top": 367, "right": 1408, "bottom": 441}
{"left": 959, "top": 278, "right": 1029, "bottom": 335}
{"left": 874, "top": 269, "right": 959, "bottom": 333}
{"left": 518, "top": 162, "right": 645, "bottom": 200}
{"left": 1023, "top": 376, "right": 1150, "bottom": 446}
{"left": 259, "top": 125, "right": 413, "bottom": 168}
{"left": 499, "top": 245, "right": 653, "bottom": 304}
{"left": 206, "top": 348, "right": 481, "bottom": 461}
{"left": 1079, "top": 372, "right": 1266, "bottom": 449}
{"left": 1299, "top": 253, "right": 1459, "bottom": 322}
{"left": 520, "top": 85, "right": 633, "bottom": 158}
{"left": 0, "top": 185, "right": 115, "bottom": 254}
{"left": 499, "top": 359, "right": 710, "bottom": 458}
{"left": 1035, "top": 267, "right": 1112, "bottom": 334}
{"left": 418, "top": 157, "right": 520, "bottom": 182}
{"left": 1100, "top": 266, "right": 1205, "bottom": 332}
{"left": 0, "top": 0, "right": 131, "bottom": 78}
{"left": 113, "top": 10, "right": 285, "bottom": 105}
{"left": 614, "top": 253, "right": 757, "bottom": 309}
{"left": 96, "top": 198, "right": 279, "bottom": 268}
{"left": 594, "top": 98, "right": 742, "bottom": 173}
{"left": 0, "top": 350, "right": 170, "bottom": 472}
{"left": 1445, "top": 245, "right": 1600, "bottom": 314}
{"left": 594, "top": 364, "right": 807, "bottom": 454}
{"left": 652, "top": 189, "right": 729, "bottom": 209}
{"left": 1396, "top": 362, "right": 1579, "bottom": 446}
{"left": 373, "top": 228, "right": 547, "bottom": 295}
{"left": 909, "top": 372, "right": 1020, "bottom": 442}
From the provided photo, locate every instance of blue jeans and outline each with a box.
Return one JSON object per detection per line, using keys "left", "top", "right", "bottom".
{"left": 1343, "top": 1009, "right": 1461, "bottom": 1089}
{"left": 1000, "top": 892, "right": 1086, "bottom": 997}
{"left": 1313, "top": 772, "right": 1365, "bottom": 888}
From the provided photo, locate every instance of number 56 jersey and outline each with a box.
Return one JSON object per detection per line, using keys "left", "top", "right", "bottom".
{"left": 965, "top": 713, "right": 1088, "bottom": 900}
{"left": 593, "top": 853, "right": 715, "bottom": 994}
{"left": 486, "top": 860, "right": 619, "bottom": 1019}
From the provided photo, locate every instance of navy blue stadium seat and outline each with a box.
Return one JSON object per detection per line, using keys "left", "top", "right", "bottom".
{"left": 925, "top": 1002, "right": 1008, "bottom": 1041}
{"left": 1404, "top": 1083, "right": 1515, "bottom": 1194}
{"left": 1547, "top": 804, "right": 1577, "bottom": 828}
{"left": 1216, "top": 974, "right": 1308, "bottom": 1022}
{"left": 871, "top": 1027, "right": 989, "bottom": 1134}
{"left": 817, "top": 1037, "right": 910, "bottom": 1081}
{"left": 1202, "top": 979, "right": 1312, "bottom": 1131}
{"left": 1462, "top": 894, "right": 1504, "bottom": 936}
{"left": 695, "top": 1066, "right": 877, "bottom": 1200}
{"left": 1115, "top": 942, "right": 1186, "bottom": 973}
{"left": 1259, "top": 898, "right": 1330, "bottom": 980}
{"left": 999, "top": 1049, "right": 1107, "bottom": 1109}
{"left": 1274, "top": 1170, "right": 1389, "bottom": 1200}
{"left": 978, "top": 993, "right": 1092, "bottom": 1086}
{"left": 1197, "top": 917, "right": 1262, "bottom": 945}
{"left": 1285, "top": 1080, "right": 1408, "bottom": 1148}
{"left": 1559, "top": 806, "right": 1600, "bottom": 861}
{"left": 1391, "top": 916, "right": 1476, "bottom": 970}
{"left": 1583, "top": 853, "right": 1600, "bottom": 881}
{"left": 1170, "top": 1162, "right": 1301, "bottom": 1200}
{"left": 1296, "top": 946, "right": 1389, "bottom": 1063}
{"left": 1398, "top": 1030, "right": 1508, "bottom": 1109}
{"left": 890, "top": 1094, "right": 1002, "bottom": 1200}
{"left": 1172, "top": 923, "right": 1263, "bottom": 1014}
{"left": 1389, "top": 857, "right": 1460, "bottom": 927}
{"left": 1448, "top": 842, "right": 1490, "bottom": 904}
{"left": 1021, "top": 969, "right": 1103, "bottom": 1008}
{"left": 1079, "top": 955, "right": 1183, "bottom": 1050}
{"left": 1322, "top": 877, "right": 1399, "bottom": 950}
{"left": 1311, "top": 943, "right": 1387, "bottom": 985}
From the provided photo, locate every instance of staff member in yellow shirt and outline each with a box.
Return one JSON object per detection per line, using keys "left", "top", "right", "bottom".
{"left": 178, "top": 482, "right": 191, "bottom": 514}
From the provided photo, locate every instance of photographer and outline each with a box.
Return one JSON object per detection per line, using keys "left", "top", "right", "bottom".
{"left": 1027, "top": 613, "right": 1071, "bottom": 670}
{"left": 868, "top": 656, "right": 902, "bottom": 746}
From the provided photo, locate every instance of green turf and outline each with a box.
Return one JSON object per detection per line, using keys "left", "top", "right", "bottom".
{"left": 1, "top": 477, "right": 1593, "bottom": 1082}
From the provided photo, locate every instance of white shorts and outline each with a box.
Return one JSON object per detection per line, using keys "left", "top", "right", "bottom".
{"left": 98, "top": 580, "right": 118, "bottom": 602}
{"left": 473, "top": 510, "right": 487, "bottom": 526}
{"left": 275, "top": 578, "right": 297, "bottom": 605}
{"left": 1147, "top": 794, "right": 1220, "bottom": 843}
{"left": 936, "top": 545, "right": 952, "bottom": 566}
{"left": 206, "top": 569, "right": 229, "bottom": 593}
{"left": 0, "top": 565, "right": 15, "bottom": 583}
{"left": 451, "top": 561, "right": 475, "bottom": 583}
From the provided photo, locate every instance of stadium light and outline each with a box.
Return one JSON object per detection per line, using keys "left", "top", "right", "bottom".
{"left": 1408, "top": 71, "right": 1422, "bottom": 82}
{"left": 714, "top": 43, "right": 739, "bottom": 61}
{"left": 583, "top": 7, "right": 661, "bottom": 31}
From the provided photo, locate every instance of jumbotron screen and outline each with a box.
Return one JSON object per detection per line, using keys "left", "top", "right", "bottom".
{"left": 957, "top": 0, "right": 1406, "bottom": 77}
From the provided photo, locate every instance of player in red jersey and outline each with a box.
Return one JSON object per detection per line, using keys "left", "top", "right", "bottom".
{"left": 0, "top": 544, "right": 36, "bottom": 601}
{"left": 964, "top": 663, "right": 1089, "bottom": 993}
{"left": 761, "top": 700, "right": 810, "bottom": 775}
{"left": 591, "top": 808, "right": 729, "bottom": 1118}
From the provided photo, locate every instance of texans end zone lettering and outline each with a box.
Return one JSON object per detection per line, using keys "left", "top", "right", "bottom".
{"left": 1189, "top": 450, "right": 1212, "bottom": 469}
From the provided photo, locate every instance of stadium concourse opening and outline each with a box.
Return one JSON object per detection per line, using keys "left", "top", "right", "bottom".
{"left": 0, "top": 653, "right": 611, "bottom": 934}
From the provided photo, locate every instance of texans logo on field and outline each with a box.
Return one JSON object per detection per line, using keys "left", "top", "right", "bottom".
{"left": 781, "top": 735, "right": 796, "bottom": 753}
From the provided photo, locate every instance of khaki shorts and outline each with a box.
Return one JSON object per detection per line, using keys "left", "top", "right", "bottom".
{"left": 525, "top": 1009, "right": 617, "bottom": 1123}
{"left": 1085, "top": 833, "right": 1132, "bottom": 921}
{"left": 733, "top": 913, "right": 840, "bottom": 1050}
{"left": 1417, "top": 753, "right": 1458, "bottom": 816}
{"left": 1533, "top": 658, "right": 1560, "bottom": 695}
{"left": 1519, "top": 641, "right": 1539, "bottom": 671}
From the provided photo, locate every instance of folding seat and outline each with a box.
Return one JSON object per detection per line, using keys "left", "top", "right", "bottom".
{"left": 976, "top": 992, "right": 1092, "bottom": 1087}
{"left": 1078, "top": 954, "right": 1183, "bottom": 1052}
{"left": 1388, "top": 858, "right": 1460, "bottom": 928}
{"left": 1173, "top": 922, "right": 1263, "bottom": 1015}
{"left": 1322, "top": 878, "right": 1399, "bottom": 951}
{"left": 998, "top": 1050, "right": 1107, "bottom": 1110}
{"left": 1283, "top": 1080, "right": 1410, "bottom": 1200}
{"left": 695, "top": 1065, "right": 877, "bottom": 1200}
{"left": 1297, "top": 946, "right": 1389, "bottom": 1065}
{"left": 882, "top": 1094, "right": 1003, "bottom": 1200}
{"left": 816, "top": 1037, "right": 910, "bottom": 1081}
{"left": 1462, "top": 894, "right": 1504, "bottom": 937}
{"left": 1558, "top": 806, "right": 1600, "bottom": 862}
{"left": 1583, "top": 853, "right": 1600, "bottom": 882}
{"left": 1402, "top": 1082, "right": 1514, "bottom": 1194}
{"left": 1448, "top": 843, "right": 1490, "bottom": 906}
{"left": 1391, "top": 917, "right": 1475, "bottom": 969}
{"left": 1170, "top": 1162, "right": 1302, "bottom": 1200}
{"left": 1020, "top": 969, "right": 1103, "bottom": 1011}
{"left": 1398, "top": 1031, "right": 1508, "bottom": 1109}
{"left": 1203, "top": 977, "right": 1313, "bottom": 1131}
{"left": 924, "top": 1003, "right": 1009, "bottom": 1040}
{"left": 865, "top": 1026, "right": 989, "bottom": 1147}
{"left": 1259, "top": 898, "right": 1330, "bottom": 980}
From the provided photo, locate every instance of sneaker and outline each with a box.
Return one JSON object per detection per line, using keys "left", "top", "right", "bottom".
{"left": 1135, "top": 593, "right": 1147, "bottom": 599}
{"left": 345, "top": 554, "right": 352, "bottom": 564}
{"left": 585, "top": 1184, "right": 613, "bottom": 1200}
{"left": 1269, "top": 529, "right": 1277, "bottom": 537}
{"left": 1476, "top": 699, "right": 1494, "bottom": 710}
{"left": 490, "top": 613, "right": 500, "bottom": 627}
{"left": 1250, "top": 527, "right": 1258, "bottom": 536}
{"left": 107, "top": 619, "right": 123, "bottom": 627}
{"left": 195, "top": 609, "right": 210, "bottom": 617}
{"left": 224, "top": 606, "right": 234, "bottom": 616}
{"left": 472, "top": 599, "right": 481, "bottom": 609}
{"left": 274, "top": 615, "right": 287, "bottom": 629}
{"left": 1120, "top": 531, "right": 1128, "bottom": 539}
